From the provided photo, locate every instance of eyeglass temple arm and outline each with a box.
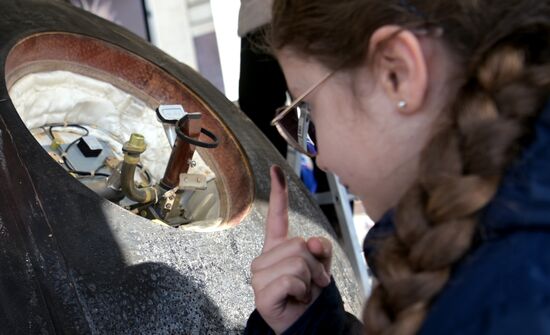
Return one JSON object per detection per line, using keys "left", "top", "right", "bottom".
{"left": 271, "top": 71, "right": 333, "bottom": 125}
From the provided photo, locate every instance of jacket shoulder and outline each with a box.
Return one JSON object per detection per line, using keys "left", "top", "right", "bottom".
{"left": 420, "top": 231, "right": 550, "bottom": 335}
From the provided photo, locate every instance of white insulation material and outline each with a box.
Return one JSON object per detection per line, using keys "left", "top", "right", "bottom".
{"left": 10, "top": 70, "right": 173, "bottom": 182}
{"left": 9, "top": 70, "right": 222, "bottom": 230}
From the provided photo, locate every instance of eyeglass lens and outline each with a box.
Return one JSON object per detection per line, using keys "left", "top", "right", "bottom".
{"left": 275, "top": 104, "right": 317, "bottom": 156}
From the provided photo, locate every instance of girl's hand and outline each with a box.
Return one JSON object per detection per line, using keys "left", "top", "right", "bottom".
{"left": 251, "top": 165, "right": 333, "bottom": 334}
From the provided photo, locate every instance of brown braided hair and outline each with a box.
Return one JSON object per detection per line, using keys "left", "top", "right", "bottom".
{"left": 270, "top": 0, "right": 550, "bottom": 334}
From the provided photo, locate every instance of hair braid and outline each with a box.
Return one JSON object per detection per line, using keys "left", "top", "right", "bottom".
{"left": 364, "top": 37, "right": 550, "bottom": 335}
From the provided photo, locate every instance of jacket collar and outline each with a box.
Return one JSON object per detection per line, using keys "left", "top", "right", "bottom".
{"left": 374, "top": 100, "right": 550, "bottom": 239}
{"left": 480, "top": 99, "right": 550, "bottom": 237}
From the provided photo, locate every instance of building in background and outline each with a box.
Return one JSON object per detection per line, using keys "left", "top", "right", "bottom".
{"left": 70, "top": 0, "right": 230, "bottom": 97}
{"left": 69, "top": 0, "right": 149, "bottom": 40}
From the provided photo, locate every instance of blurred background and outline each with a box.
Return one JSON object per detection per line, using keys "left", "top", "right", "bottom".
{"left": 70, "top": 0, "right": 241, "bottom": 102}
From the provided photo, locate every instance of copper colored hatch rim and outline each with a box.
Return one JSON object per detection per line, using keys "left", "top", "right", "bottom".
{"left": 5, "top": 32, "right": 254, "bottom": 228}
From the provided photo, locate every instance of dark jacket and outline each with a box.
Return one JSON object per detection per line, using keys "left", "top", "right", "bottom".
{"left": 245, "top": 101, "right": 550, "bottom": 334}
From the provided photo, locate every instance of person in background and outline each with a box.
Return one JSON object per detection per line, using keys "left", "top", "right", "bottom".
{"left": 246, "top": 0, "right": 550, "bottom": 334}
{"left": 238, "top": 0, "right": 288, "bottom": 156}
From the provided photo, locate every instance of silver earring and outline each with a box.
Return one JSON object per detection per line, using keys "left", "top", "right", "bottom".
{"left": 398, "top": 100, "right": 407, "bottom": 109}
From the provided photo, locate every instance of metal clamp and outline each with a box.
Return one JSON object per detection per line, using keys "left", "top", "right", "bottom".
{"left": 162, "top": 186, "right": 180, "bottom": 211}
{"left": 179, "top": 173, "right": 208, "bottom": 190}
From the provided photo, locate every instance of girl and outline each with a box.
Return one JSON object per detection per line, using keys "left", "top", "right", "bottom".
{"left": 246, "top": 0, "right": 550, "bottom": 334}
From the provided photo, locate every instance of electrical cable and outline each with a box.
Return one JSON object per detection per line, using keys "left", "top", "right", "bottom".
{"left": 48, "top": 124, "right": 111, "bottom": 178}
{"left": 48, "top": 123, "right": 89, "bottom": 139}
{"left": 137, "top": 163, "right": 153, "bottom": 186}
{"left": 175, "top": 119, "right": 219, "bottom": 149}
{"left": 72, "top": 170, "right": 110, "bottom": 178}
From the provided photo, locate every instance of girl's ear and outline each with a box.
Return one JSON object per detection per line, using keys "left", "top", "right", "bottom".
{"left": 368, "top": 25, "right": 428, "bottom": 115}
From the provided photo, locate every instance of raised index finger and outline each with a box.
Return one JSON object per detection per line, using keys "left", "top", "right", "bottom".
{"left": 263, "top": 165, "right": 289, "bottom": 252}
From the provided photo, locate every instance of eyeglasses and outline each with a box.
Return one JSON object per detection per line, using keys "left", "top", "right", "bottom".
{"left": 271, "top": 71, "right": 333, "bottom": 157}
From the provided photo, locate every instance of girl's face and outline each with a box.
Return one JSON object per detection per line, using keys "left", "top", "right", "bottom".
{"left": 277, "top": 33, "right": 454, "bottom": 220}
